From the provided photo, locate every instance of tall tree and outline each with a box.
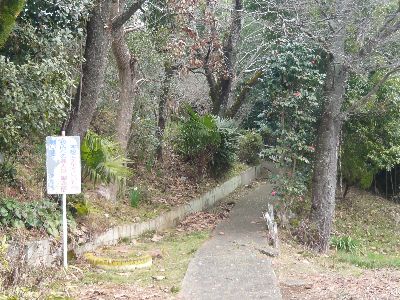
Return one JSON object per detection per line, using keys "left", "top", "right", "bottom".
{"left": 249, "top": 0, "right": 400, "bottom": 252}
{"left": 111, "top": 1, "right": 139, "bottom": 153}
{"left": 107, "top": 0, "right": 140, "bottom": 201}
{"left": 309, "top": 0, "right": 399, "bottom": 252}
{"left": 266, "top": 0, "right": 400, "bottom": 252}
{"left": 66, "top": 0, "right": 145, "bottom": 138}
{"left": 204, "top": 0, "right": 243, "bottom": 116}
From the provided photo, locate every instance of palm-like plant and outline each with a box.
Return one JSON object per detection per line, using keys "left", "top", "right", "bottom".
{"left": 81, "top": 131, "right": 131, "bottom": 187}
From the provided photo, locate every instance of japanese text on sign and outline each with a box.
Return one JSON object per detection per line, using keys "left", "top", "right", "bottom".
{"left": 46, "top": 136, "right": 81, "bottom": 194}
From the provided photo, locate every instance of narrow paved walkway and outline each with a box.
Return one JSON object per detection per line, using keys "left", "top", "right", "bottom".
{"left": 180, "top": 180, "right": 282, "bottom": 300}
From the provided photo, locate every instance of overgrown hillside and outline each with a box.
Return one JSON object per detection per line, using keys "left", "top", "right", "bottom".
{"left": 0, "top": 0, "right": 399, "bottom": 298}
{"left": 277, "top": 188, "right": 400, "bottom": 299}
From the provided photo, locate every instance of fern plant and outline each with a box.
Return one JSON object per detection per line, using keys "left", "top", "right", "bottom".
{"left": 210, "top": 117, "right": 239, "bottom": 176}
{"left": 175, "top": 107, "right": 220, "bottom": 160}
{"left": 129, "top": 187, "right": 141, "bottom": 208}
{"left": 81, "top": 131, "right": 131, "bottom": 187}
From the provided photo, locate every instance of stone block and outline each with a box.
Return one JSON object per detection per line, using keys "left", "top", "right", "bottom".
{"left": 25, "top": 239, "right": 51, "bottom": 267}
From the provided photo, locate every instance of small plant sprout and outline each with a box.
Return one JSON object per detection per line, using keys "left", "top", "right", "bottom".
{"left": 331, "top": 236, "right": 358, "bottom": 253}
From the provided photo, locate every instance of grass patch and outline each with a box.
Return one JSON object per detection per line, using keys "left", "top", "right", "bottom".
{"left": 332, "top": 189, "right": 400, "bottom": 269}
{"left": 336, "top": 252, "right": 400, "bottom": 269}
{"left": 79, "top": 198, "right": 171, "bottom": 235}
{"left": 81, "top": 230, "right": 210, "bottom": 293}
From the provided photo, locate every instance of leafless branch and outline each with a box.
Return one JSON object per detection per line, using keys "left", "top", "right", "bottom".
{"left": 343, "top": 65, "right": 400, "bottom": 118}
{"left": 359, "top": 4, "right": 400, "bottom": 57}
{"left": 124, "top": 25, "right": 145, "bottom": 34}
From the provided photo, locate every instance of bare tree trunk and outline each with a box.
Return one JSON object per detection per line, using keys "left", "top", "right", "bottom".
{"left": 206, "top": 69, "right": 220, "bottom": 115}
{"left": 66, "top": 0, "right": 112, "bottom": 138}
{"left": 310, "top": 62, "right": 347, "bottom": 253}
{"left": 226, "top": 70, "right": 263, "bottom": 118}
{"left": 112, "top": 11, "right": 138, "bottom": 152}
{"left": 108, "top": 0, "right": 139, "bottom": 202}
{"left": 66, "top": 0, "right": 145, "bottom": 139}
{"left": 156, "top": 62, "right": 174, "bottom": 162}
{"left": 205, "top": 0, "right": 243, "bottom": 116}
{"left": 219, "top": 0, "right": 243, "bottom": 116}
{"left": 308, "top": 0, "right": 352, "bottom": 252}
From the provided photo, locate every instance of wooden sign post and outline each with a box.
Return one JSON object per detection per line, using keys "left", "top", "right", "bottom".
{"left": 46, "top": 131, "right": 81, "bottom": 268}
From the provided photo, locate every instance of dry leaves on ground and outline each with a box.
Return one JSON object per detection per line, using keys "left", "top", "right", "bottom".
{"left": 70, "top": 283, "right": 172, "bottom": 300}
{"left": 281, "top": 270, "right": 400, "bottom": 300}
{"left": 176, "top": 202, "right": 235, "bottom": 232}
{"left": 136, "top": 151, "right": 219, "bottom": 207}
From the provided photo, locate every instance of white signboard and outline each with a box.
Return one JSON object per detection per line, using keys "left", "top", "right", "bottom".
{"left": 46, "top": 136, "right": 81, "bottom": 194}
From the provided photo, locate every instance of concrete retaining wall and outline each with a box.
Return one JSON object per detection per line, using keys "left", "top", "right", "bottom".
{"left": 9, "top": 163, "right": 267, "bottom": 266}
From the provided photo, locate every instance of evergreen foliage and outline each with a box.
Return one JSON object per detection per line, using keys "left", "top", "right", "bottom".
{"left": 342, "top": 74, "right": 400, "bottom": 190}
{"left": 210, "top": 117, "right": 239, "bottom": 176}
{"left": 0, "top": 197, "right": 75, "bottom": 237}
{"left": 252, "top": 39, "right": 325, "bottom": 208}
{"left": 81, "top": 131, "right": 131, "bottom": 187}
{"left": 0, "top": 0, "right": 25, "bottom": 48}
{"left": 174, "top": 107, "right": 238, "bottom": 177}
{"left": 237, "top": 131, "right": 263, "bottom": 165}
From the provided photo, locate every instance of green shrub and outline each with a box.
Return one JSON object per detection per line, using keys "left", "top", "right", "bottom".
{"left": 174, "top": 108, "right": 238, "bottom": 177}
{"left": 237, "top": 131, "right": 264, "bottom": 165}
{"left": 0, "top": 198, "right": 76, "bottom": 237}
{"left": 129, "top": 187, "right": 141, "bottom": 208}
{"left": 0, "top": 52, "right": 74, "bottom": 157}
{"left": 174, "top": 108, "right": 220, "bottom": 174}
{"left": 68, "top": 194, "right": 89, "bottom": 217}
{"left": 81, "top": 130, "right": 131, "bottom": 187}
{"left": 0, "top": 0, "right": 25, "bottom": 48}
{"left": 331, "top": 236, "right": 358, "bottom": 253}
{"left": 210, "top": 117, "right": 239, "bottom": 176}
{"left": 0, "top": 160, "right": 17, "bottom": 186}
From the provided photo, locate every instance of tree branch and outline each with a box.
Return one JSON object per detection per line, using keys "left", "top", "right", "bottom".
{"left": 226, "top": 70, "right": 263, "bottom": 118}
{"left": 112, "top": 0, "right": 146, "bottom": 32}
{"left": 344, "top": 65, "right": 400, "bottom": 117}
{"left": 359, "top": 4, "right": 400, "bottom": 57}
{"left": 124, "top": 24, "right": 145, "bottom": 34}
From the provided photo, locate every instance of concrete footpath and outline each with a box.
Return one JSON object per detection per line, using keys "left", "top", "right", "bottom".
{"left": 180, "top": 181, "right": 282, "bottom": 300}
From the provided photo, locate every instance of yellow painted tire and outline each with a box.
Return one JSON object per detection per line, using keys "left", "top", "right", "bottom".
{"left": 84, "top": 251, "right": 152, "bottom": 271}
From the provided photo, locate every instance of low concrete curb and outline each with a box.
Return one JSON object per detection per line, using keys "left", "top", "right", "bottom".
{"left": 9, "top": 163, "right": 266, "bottom": 266}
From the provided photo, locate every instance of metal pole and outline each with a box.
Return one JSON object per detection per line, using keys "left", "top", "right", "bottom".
{"left": 62, "top": 193, "right": 67, "bottom": 268}
{"left": 61, "top": 130, "right": 68, "bottom": 268}
{"left": 395, "top": 166, "right": 397, "bottom": 195}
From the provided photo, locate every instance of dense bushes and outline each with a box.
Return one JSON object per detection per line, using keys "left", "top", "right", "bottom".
{"left": 174, "top": 108, "right": 239, "bottom": 176}
{"left": 0, "top": 161, "right": 17, "bottom": 187}
{"left": 0, "top": 198, "right": 74, "bottom": 237}
{"left": 237, "top": 131, "right": 263, "bottom": 165}
{"left": 210, "top": 117, "right": 239, "bottom": 176}
{"left": 0, "top": 55, "right": 74, "bottom": 156}
{"left": 174, "top": 108, "right": 220, "bottom": 163}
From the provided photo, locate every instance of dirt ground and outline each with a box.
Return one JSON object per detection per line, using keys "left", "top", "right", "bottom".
{"left": 69, "top": 283, "right": 172, "bottom": 300}
{"left": 66, "top": 199, "right": 238, "bottom": 300}
{"left": 274, "top": 241, "right": 400, "bottom": 300}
